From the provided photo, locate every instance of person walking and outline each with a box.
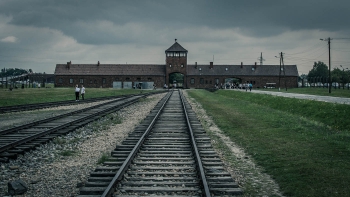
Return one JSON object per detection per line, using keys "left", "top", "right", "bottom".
{"left": 81, "top": 85, "right": 85, "bottom": 100}
{"left": 249, "top": 83, "right": 253, "bottom": 91}
{"left": 75, "top": 85, "right": 80, "bottom": 101}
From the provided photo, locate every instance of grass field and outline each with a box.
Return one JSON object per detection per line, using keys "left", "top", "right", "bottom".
{"left": 0, "top": 87, "right": 156, "bottom": 107}
{"left": 187, "top": 89, "right": 350, "bottom": 197}
{"left": 261, "top": 87, "right": 350, "bottom": 98}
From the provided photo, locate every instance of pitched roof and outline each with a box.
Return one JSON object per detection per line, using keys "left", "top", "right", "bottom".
{"left": 165, "top": 42, "right": 188, "bottom": 53}
{"left": 54, "top": 64, "right": 165, "bottom": 76}
{"left": 187, "top": 64, "right": 298, "bottom": 76}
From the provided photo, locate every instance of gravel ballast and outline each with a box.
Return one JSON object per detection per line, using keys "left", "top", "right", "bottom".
{"left": 0, "top": 93, "right": 166, "bottom": 197}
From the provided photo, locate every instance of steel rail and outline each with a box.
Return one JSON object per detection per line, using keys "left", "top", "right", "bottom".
{"left": 0, "top": 94, "right": 146, "bottom": 154}
{"left": 101, "top": 90, "right": 173, "bottom": 197}
{"left": 0, "top": 91, "right": 167, "bottom": 113}
{"left": 0, "top": 92, "right": 164, "bottom": 135}
{"left": 0, "top": 96, "right": 128, "bottom": 136}
{"left": 0, "top": 95, "right": 131, "bottom": 114}
{"left": 179, "top": 89, "right": 211, "bottom": 197}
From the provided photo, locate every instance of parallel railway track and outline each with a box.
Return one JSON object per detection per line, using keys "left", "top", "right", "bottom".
{"left": 78, "top": 90, "right": 242, "bottom": 197}
{"left": 0, "top": 92, "right": 165, "bottom": 162}
{"left": 0, "top": 94, "right": 143, "bottom": 114}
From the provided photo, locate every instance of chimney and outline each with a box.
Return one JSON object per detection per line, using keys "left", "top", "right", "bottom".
{"left": 66, "top": 61, "right": 71, "bottom": 69}
{"left": 241, "top": 62, "right": 243, "bottom": 68}
{"left": 210, "top": 62, "right": 213, "bottom": 69}
{"left": 255, "top": 62, "right": 257, "bottom": 69}
{"left": 97, "top": 61, "right": 100, "bottom": 66}
{"left": 195, "top": 62, "right": 197, "bottom": 69}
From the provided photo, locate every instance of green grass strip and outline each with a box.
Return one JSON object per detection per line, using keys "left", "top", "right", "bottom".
{"left": 188, "top": 89, "right": 350, "bottom": 197}
{"left": 0, "top": 88, "right": 157, "bottom": 107}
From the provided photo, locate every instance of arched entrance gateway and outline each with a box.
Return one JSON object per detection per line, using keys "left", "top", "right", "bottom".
{"left": 169, "top": 72, "right": 184, "bottom": 88}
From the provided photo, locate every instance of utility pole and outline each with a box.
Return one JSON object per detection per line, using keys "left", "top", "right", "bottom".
{"left": 320, "top": 37, "right": 350, "bottom": 93}
{"left": 320, "top": 37, "right": 332, "bottom": 93}
{"left": 282, "top": 52, "right": 287, "bottom": 91}
{"left": 257, "top": 52, "right": 265, "bottom": 65}
{"left": 279, "top": 53, "right": 281, "bottom": 91}
{"left": 277, "top": 52, "right": 286, "bottom": 91}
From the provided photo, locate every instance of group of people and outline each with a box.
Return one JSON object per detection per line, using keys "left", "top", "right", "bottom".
{"left": 215, "top": 82, "right": 253, "bottom": 91}
{"left": 75, "top": 84, "right": 85, "bottom": 101}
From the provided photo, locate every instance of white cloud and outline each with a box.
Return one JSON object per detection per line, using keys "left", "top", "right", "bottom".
{"left": 1, "top": 36, "right": 18, "bottom": 43}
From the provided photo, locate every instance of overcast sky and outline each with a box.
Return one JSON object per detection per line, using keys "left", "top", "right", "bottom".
{"left": 1, "top": 0, "right": 350, "bottom": 75}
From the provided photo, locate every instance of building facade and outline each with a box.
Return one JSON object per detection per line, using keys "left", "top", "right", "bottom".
{"left": 54, "top": 41, "right": 299, "bottom": 89}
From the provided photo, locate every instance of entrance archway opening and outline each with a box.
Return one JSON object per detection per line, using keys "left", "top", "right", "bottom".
{"left": 169, "top": 73, "right": 184, "bottom": 88}
{"left": 225, "top": 77, "right": 241, "bottom": 89}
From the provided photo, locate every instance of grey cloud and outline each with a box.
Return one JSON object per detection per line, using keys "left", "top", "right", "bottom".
{"left": 1, "top": 0, "right": 349, "bottom": 45}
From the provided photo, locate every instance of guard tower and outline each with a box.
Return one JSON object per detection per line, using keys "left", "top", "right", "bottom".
{"left": 165, "top": 39, "right": 188, "bottom": 88}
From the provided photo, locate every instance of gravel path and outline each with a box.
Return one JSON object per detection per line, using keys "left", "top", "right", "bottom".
{"left": 232, "top": 88, "right": 350, "bottom": 105}
{"left": 0, "top": 93, "right": 166, "bottom": 197}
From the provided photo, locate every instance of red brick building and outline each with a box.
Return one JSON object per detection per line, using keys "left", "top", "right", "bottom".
{"left": 54, "top": 40, "right": 298, "bottom": 89}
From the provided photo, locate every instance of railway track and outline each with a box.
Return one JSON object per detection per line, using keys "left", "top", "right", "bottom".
{"left": 78, "top": 90, "right": 242, "bottom": 197}
{"left": 0, "top": 94, "right": 143, "bottom": 114}
{"left": 0, "top": 92, "right": 165, "bottom": 163}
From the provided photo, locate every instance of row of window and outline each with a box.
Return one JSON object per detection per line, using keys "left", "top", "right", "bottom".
{"left": 169, "top": 64, "right": 184, "bottom": 68}
{"left": 190, "top": 78, "right": 256, "bottom": 85}
{"left": 166, "top": 52, "right": 187, "bottom": 57}
{"left": 59, "top": 78, "right": 154, "bottom": 84}
{"left": 190, "top": 78, "right": 221, "bottom": 85}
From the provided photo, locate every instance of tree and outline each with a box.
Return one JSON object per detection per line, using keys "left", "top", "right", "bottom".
{"left": 308, "top": 61, "right": 328, "bottom": 79}
{"left": 331, "top": 68, "right": 342, "bottom": 84}
{"left": 3, "top": 68, "right": 28, "bottom": 76}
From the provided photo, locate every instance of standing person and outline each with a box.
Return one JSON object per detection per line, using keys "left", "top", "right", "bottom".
{"left": 81, "top": 85, "right": 85, "bottom": 100}
{"left": 249, "top": 83, "right": 253, "bottom": 91}
{"left": 75, "top": 85, "right": 80, "bottom": 101}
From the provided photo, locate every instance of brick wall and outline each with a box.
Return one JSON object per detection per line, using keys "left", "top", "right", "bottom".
{"left": 165, "top": 56, "right": 187, "bottom": 88}
{"left": 186, "top": 75, "right": 298, "bottom": 89}
{"left": 55, "top": 75, "right": 165, "bottom": 88}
